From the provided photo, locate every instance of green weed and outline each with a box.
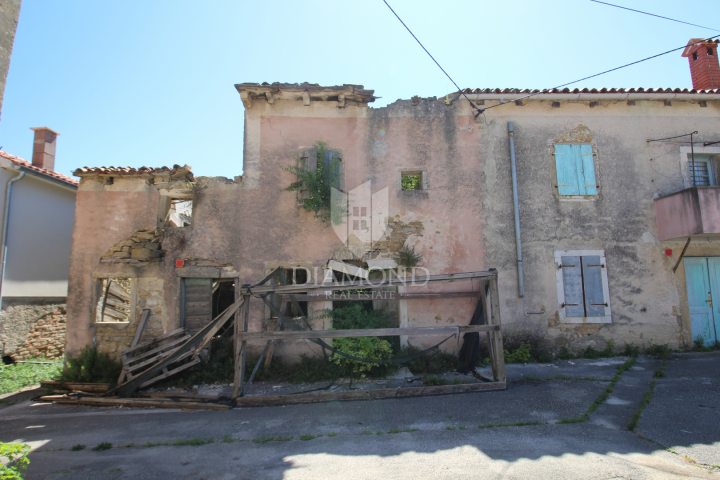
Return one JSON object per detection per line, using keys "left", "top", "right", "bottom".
{"left": 173, "top": 438, "right": 214, "bottom": 446}
{"left": 108, "top": 467, "right": 122, "bottom": 472}
{"left": 558, "top": 347, "right": 576, "bottom": 360}
{"left": 446, "top": 426, "right": 456, "bottom": 431}
{"left": 478, "top": 421, "right": 547, "bottom": 429}
{"left": 299, "top": 435, "right": 320, "bottom": 441}
{"left": 387, "top": 429, "right": 401, "bottom": 434}
{"left": 92, "top": 442, "right": 113, "bottom": 452}
{"left": 646, "top": 344, "right": 672, "bottom": 360}
{"left": 70, "top": 444, "right": 86, "bottom": 452}
{"left": 59, "top": 347, "right": 122, "bottom": 384}
{"left": 328, "top": 432, "right": 337, "bottom": 437}
{"left": 402, "top": 428, "right": 419, "bottom": 433}
{"left": 504, "top": 343, "right": 532, "bottom": 363}
{"left": 252, "top": 436, "right": 293, "bottom": 444}
{"left": 361, "top": 429, "right": 372, "bottom": 435}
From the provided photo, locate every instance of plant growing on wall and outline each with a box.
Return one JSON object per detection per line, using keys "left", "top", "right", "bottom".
{"left": 393, "top": 244, "right": 423, "bottom": 269}
{"left": 0, "top": 442, "right": 30, "bottom": 479}
{"left": 282, "top": 141, "right": 344, "bottom": 225}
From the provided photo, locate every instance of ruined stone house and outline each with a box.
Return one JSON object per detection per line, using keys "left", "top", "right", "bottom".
{"left": 0, "top": 129, "right": 77, "bottom": 361}
{"left": 66, "top": 38, "right": 720, "bottom": 361}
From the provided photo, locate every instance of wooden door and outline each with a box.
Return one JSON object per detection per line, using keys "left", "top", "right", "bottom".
{"left": 684, "top": 258, "right": 716, "bottom": 344}
{"left": 706, "top": 258, "right": 720, "bottom": 344}
{"left": 183, "top": 278, "right": 212, "bottom": 336}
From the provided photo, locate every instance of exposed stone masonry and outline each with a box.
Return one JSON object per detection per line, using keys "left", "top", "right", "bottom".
{"left": 1, "top": 305, "right": 67, "bottom": 360}
{"left": 101, "top": 229, "right": 165, "bottom": 263}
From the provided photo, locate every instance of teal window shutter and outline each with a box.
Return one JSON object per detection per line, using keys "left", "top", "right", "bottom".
{"left": 554, "top": 144, "right": 597, "bottom": 196}
{"left": 554, "top": 144, "right": 580, "bottom": 195}
{"left": 580, "top": 144, "right": 597, "bottom": 195}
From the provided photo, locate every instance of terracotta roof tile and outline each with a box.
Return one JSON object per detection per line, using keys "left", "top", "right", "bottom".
{"left": 460, "top": 87, "right": 720, "bottom": 94}
{"left": 73, "top": 164, "right": 194, "bottom": 181}
{"left": 0, "top": 150, "right": 78, "bottom": 186}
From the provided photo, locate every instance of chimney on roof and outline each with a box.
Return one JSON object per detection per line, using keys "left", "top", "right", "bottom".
{"left": 29, "top": 127, "right": 59, "bottom": 172}
{"left": 682, "top": 39, "right": 720, "bottom": 91}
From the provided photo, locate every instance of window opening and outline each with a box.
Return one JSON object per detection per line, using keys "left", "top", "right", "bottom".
{"left": 96, "top": 278, "right": 132, "bottom": 323}
{"left": 401, "top": 174, "right": 422, "bottom": 191}
{"left": 708, "top": 48, "right": 714, "bottom": 56}
{"left": 166, "top": 198, "right": 193, "bottom": 227}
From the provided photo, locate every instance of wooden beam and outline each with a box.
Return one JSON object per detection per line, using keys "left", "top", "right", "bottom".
{"left": 45, "top": 396, "right": 230, "bottom": 411}
{"left": 235, "top": 381, "right": 506, "bottom": 406}
{"left": 243, "top": 271, "right": 497, "bottom": 295}
{"left": 121, "top": 328, "right": 187, "bottom": 356}
{"left": 237, "top": 325, "right": 499, "bottom": 342}
{"left": 232, "top": 295, "right": 250, "bottom": 399}
{"left": 489, "top": 276, "right": 506, "bottom": 383}
{"left": 281, "top": 291, "right": 482, "bottom": 302}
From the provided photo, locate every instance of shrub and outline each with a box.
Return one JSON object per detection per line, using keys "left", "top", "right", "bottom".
{"left": 693, "top": 338, "right": 715, "bottom": 352}
{"left": 504, "top": 343, "right": 532, "bottom": 363}
{"left": 282, "top": 141, "right": 343, "bottom": 225}
{"left": 393, "top": 245, "right": 423, "bottom": 269}
{"left": 0, "top": 443, "right": 30, "bottom": 479}
{"left": 645, "top": 344, "right": 672, "bottom": 360}
{"left": 58, "top": 347, "right": 122, "bottom": 384}
{"left": 623, "top": 343, "right": 640, "bottom": 357}
{"left": 331, "top": 337, "right": 393, "bottom": 377}
{"left": 91, "top": 442, "right": 112, "bottom": 452}
{"left": 558, "top": 346, "right": 576, "bottom": 360}
{"left": 532, "top": 349, "right": 554, "bottom": 363}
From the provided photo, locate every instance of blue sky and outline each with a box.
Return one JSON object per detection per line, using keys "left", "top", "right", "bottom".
{"left": 0, "top": 0, "right": 718, "bottom": 179}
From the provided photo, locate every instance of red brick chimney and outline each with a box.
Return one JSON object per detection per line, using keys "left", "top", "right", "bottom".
{"left": 682, "top": 39, "right": 720, "bottom": 91}
{"left": 29, "top": 127, "right": 60, "bottom": 172}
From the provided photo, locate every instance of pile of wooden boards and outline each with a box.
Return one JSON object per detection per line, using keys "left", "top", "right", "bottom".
{"left": 38, "top": 381, "right": 230, "bottom": 410}
{"left": 118, "top": 327, "right": 199, "bottom": 387}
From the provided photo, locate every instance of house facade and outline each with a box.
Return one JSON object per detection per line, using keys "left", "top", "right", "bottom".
{"left": 0, "top": 128, "right": 77, "bottom": 361}
{"left": 66, "top": 39, "right": 720, "bottom": 360}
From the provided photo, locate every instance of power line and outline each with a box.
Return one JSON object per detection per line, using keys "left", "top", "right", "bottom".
{"left": 381, "top": 0, "right": 479, "bottom": 111}
{"left": 479, "top": 35, "right": 720, "bottom": 113}
{"left": 589, "top": 0, "right": 719, "bottom": 32}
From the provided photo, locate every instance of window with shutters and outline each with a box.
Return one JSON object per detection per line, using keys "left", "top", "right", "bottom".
{"left": 298, "top": 145, "right": 344, "bottom": 197}
{"left": 554, "top": 250, "right": 611, "bottom": 323}
{"left": 552, "top": 144, "right": 599, "bottom": 197}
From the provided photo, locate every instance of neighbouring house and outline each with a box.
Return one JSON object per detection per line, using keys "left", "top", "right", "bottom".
{"left": 0, "top": 128, "right": 77, "bottom": 361}
{"left": 65, "top": 38, "right": 720, "bottom": 362}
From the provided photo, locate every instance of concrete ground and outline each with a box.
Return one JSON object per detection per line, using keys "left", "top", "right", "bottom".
{"left": 1, "top": 353, "right": 718, "bottom": 479}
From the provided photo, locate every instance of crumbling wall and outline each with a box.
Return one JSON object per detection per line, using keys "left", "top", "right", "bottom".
{"left": 101, "top": 229, "right": 164, "bottom": 263}
{"left": 1, "top": 305, "right": 67, "bottom": 360}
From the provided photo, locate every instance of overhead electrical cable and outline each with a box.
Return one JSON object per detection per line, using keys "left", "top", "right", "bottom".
{"left": 382, "top": 1, "right": 719, "bottom": 116}
{"left": 381, "top": 0, "right": 479, "bottom": 111}
{"left": 478, "top": 35, "right": 720, "bottom": 113}
{"left": 589, "top": 0, "right": 720, "bottom": 32}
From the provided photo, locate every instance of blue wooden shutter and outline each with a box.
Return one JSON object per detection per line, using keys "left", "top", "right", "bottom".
{"left": 580, "top": 144, "right": 597, "bottom": 195}
{"left": 555, "top": 145, "right": 581, "bottom": 195}
{"left": 581, "top": 256, "right": 605, "bottom": 317}
{"left": 561, "top": 256, "right": 585, "bottom": 317}
{"left": 323, "top": 149, "right": 342, "bottom": 190}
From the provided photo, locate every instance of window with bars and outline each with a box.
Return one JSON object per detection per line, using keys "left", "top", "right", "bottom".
{"left": 689, "top": 157, "right": 715, "bottom": 186}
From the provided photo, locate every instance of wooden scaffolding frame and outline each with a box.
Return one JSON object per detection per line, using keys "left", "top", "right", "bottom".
{"left": 231, "top": 268, "right": 506, "bottom": 405}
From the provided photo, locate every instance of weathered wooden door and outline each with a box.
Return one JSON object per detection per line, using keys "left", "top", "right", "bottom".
{"left": 183, "top": 278, "right": 212, "bottom": 336}
{"left": 707, "top": 258, "right": 720, "bottom": 344}
{"left": 684, "top": 258, "right": 717, "bottom": 344}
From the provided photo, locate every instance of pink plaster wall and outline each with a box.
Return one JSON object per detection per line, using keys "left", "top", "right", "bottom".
{"left": 65, "top": 189, "right": 159, "bottom": 356}
{"left": 655, "top": 187, "right": 720, "bottom": 241}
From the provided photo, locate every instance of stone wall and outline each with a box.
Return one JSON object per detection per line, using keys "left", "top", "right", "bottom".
{"left": 0, "top": 304, "right": 67, "bottom": 360}
{"left": 100, "top": 229, "right": 165, "bottom": 263}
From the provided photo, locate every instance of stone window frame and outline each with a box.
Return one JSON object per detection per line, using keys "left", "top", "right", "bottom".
{"left": 93, "top": 275, "right": 137, "bottom": 324}
{"left": 554, "top": 249, "right": 612, "bottom": 324}
{"left": 549, "top": 143, "right": 602, "bottom": 201}
{"left": 680, "top": 146, "right": 720, "bottom": 188}
{"left": 397, "top": 167, "right": 428, "bottom": 192}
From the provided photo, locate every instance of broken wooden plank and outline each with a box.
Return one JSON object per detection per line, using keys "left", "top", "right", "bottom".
{"left": 139, "top": 357, "right": 201, "bottom": 388}
{"left": 40, "top": 382, "right": 110, "bottom": 393}
{"left": 122, "top": 334, "right": 192, "bottom": 365}
{"left": 121, "top": 328, "right": 187, "bottom": 356}
{"left": 48, "top": 397, "right": 230, "bottom": 410}
{"left": 237, "top": 325, "right": 499, "bottom": 342}
{"left": 107, "top": 282, "right": 130, "bottom": 301}
{"left": 138, "top": 392, "right": 220, "bottom": 400}
{"left": 244, "top": 270, "right": 497, "bottom": 295}
{"left": 118, "top": 309, "right": 152, "bottom": 383}
{"left": 125, "top": 348, "right": 195, "bottom": 375}
{"left": 235, "top": 381, "right": 506, "bottom": 406}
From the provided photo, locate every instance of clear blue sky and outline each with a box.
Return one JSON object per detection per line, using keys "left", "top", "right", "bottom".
{"left": 0, "top": 0, "right": 718, "bottom": 179}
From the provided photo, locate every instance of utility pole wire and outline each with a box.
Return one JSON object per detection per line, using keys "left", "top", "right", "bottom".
{"left": 589, "top": 0, "right": 720, "bottom": 32}
{"left": 480, "top": 35, "right": 720, "bottom": 113}
{"left": 382, "top": 0, "right": 479, "bottom": 112}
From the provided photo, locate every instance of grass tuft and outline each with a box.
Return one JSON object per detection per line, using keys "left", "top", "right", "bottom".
{"left": 91, "top": 442, "right": 112, "bottom": 452}
{"left": 299, "top": 434, "right": 320, "bottom": 441}
{"left": 70, "top": 444, "right": 85, "bottom": 452}
{"left": 173, "top": 438, "right": 214, "bottom": 446}
{"left": 252, "top": 436, "right": 293, "bottom": 444}
{"left": 477, "top": 421, "right": 547, "bottom": 429}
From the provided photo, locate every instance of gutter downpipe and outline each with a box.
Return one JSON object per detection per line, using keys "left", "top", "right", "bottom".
{"left": 508, "top": 122, "right": 524, "bottom": 297}
{"left": 0, "top": 168, "right": 26, "bottom": 309}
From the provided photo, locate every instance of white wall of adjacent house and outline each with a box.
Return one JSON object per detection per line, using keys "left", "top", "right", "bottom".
{"left": 0, "top": 167, "right": 76, "bottom": 300}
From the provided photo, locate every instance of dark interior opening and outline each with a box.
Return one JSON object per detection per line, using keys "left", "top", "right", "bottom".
{"left": 708, "top": 47, "right": 714, "bottom": 56}
{"left": 212, "top": 279, "right": 236, "bottom": 336}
